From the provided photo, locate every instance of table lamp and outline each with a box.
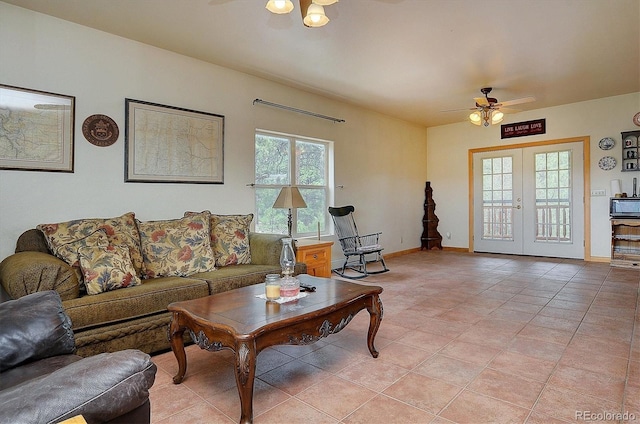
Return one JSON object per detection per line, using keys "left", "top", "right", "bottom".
{"left": 272, "top": 186, "right": 307, "bottom": 237}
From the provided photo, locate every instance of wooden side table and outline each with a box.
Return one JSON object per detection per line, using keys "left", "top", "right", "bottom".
{"left": 295, "top": 239, "right": 334, "bottom": 277}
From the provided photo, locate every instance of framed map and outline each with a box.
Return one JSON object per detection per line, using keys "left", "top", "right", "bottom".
{"left": 0, "top": 84, "right": 75, "bottom": 172}
{"left": 125, "top": 99, "right": 224, "bottom": 183}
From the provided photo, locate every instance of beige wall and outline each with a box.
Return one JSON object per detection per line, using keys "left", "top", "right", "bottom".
{"left": 0, "top": 3, "right": 428, "bottom": 261}
{"left": 427, "top": 92, "right": 640, "bottom": 260}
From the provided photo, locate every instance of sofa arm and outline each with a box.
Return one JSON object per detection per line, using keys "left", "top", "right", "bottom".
{"left": 0, "top": 251, "right": 79, "bottom": 301}
{"left": 249, "top": 233, "right": 288, "bottom": 265}
{"left": 0, "top": 291, "right": 76, "bottom": 372}
{"left": 0, "top": 349, "right": 156, "bottom": 424}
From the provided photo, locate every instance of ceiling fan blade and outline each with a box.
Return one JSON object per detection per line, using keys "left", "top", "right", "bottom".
{"left": 474, "top": 97, "right": 490, "bottom": 106}
{"left": 498, "top": 107, "right": 521, "bottom": 114}
{"left": 440, "top": 107, "right": 477, "bottom": 113}
{"left": 497, "top": 96, "right": 536, "bottom": 107}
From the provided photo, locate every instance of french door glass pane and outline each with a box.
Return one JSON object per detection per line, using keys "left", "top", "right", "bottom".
{"left": 482, "top": 156, "right": 513, "bottom": 240}
{"left": 534, "top": 150, "right": 572, "bottom": 243}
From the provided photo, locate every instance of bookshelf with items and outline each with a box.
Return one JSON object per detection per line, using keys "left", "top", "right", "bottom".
{"left": 621, "top": 130, "right": 640, "bottom": 172}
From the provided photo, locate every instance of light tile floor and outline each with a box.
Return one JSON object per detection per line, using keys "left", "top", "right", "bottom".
{"left": 149, "top": 251, "right": 640, "bottom": 423}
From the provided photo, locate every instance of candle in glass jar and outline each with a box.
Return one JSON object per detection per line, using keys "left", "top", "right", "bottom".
{"left": 265, "top": 274, "right": 281, "bottom": 300}
{"left": 266, "top": 284, "right": 281, "bottom": 300}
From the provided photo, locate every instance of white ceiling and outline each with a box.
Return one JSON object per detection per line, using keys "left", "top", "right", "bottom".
{"left": 4, "top": 0, "right": 639, "bottom": 127}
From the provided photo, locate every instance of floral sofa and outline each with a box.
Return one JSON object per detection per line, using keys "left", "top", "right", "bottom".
{"left": 0, "top": 211, "right": 303, "bottom": 357}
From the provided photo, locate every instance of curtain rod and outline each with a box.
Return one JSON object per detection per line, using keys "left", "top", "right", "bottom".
{"left": 253, "top": 99, "right": 345, "bottom": 123}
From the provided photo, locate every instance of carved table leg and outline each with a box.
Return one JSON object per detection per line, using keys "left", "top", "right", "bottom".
{"left": 235, "top": 341, "right": 257, "bottom": 424}
{"left": 169, "top": 312, "right": 187, "bottom": 384}
{"left": 366, "top": 294, "right": 384, "bottom": 358}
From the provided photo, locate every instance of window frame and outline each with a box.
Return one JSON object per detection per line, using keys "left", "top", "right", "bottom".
{"left": 254, "top": 129, "right": 333, "bottom": 238}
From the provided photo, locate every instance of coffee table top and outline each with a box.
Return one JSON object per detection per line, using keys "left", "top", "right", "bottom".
{"left": 168, "top": 274, "right": 383, "bottom": 336}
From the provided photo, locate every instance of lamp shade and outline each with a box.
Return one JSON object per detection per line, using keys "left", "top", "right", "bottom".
{"left": 273, "top": 186, "right": 307, "bottom": 209}
{"left": 303, "top": 3, "right": 329, "bottom": 27}
{"left": 312, "top": 0, "right": 339, "bottom": 5}
{"left": 266, "top": 0, "right": 294, "bottom": 14}
{"left": 491, "top": 110, "right": 504, "bottom": 125}
{"left": 469, "top": 111, "right": 482, "bottom": 125}
{"left": 611, "top": 179, "right": 622, "bottom": 196}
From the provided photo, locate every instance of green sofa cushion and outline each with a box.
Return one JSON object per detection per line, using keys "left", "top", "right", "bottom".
{"left": 191, "top": 264, "right": 282, "bottom": 294}
{"left": 63, "top": 276, "right": 209, "bottom": 331}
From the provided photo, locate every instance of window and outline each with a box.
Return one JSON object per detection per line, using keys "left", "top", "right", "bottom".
{"left": 254, "top": 130, "right": 332, "bottom": 237}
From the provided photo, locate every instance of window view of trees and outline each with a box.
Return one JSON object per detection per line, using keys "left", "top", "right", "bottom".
{"left": 255, "top": 132, "right": 330, "bottom": 236}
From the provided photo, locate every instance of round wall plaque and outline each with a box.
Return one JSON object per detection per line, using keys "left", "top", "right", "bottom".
{"left": 82, "top": 114, "right": 119, "bottom": 147}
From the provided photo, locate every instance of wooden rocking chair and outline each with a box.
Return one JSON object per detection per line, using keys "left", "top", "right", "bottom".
{"left": 328, "top": 205, "right": 389, "bottom": 279}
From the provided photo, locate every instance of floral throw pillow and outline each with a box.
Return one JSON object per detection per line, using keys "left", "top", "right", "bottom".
{"left": 211, "top": 214, "right": 253, "bottom": 266}
{"left": 137, "top": 212, "right": 216, "bottom": 278}
{"left": 44, "top": 229, "right": 110, "bottom": 285}
{"left": 37, "top": 212, "right": 145, "bottom": 277}
{"left": 184, "top": 211, "right": 253, "bottom": 266}
{"left": 79, "top": 244, "right": 142, "bottom": 295}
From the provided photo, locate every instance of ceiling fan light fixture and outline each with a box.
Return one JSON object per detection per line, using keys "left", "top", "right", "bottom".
{"left": 303, "top": 3, "right": 329, "bottom": 27}
{"left": 469, "top": 111, "right": 482, "bottom": 125}
{"left": 266, "top": 0, "right": 294, "bottom": 14}
{"left": 491, "top": 110, "right": 504, "bottom": 125}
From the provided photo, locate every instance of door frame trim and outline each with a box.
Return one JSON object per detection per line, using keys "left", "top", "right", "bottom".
{"left": 468, "top": 136, "right": 591, "bottom": 260}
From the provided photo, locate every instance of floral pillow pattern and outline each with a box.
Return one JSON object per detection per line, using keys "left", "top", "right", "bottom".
{"left": 211, "top": 214, "right": 253, "bottom": 266}
{"left": 79, "top": 244, "right": 142, "bottom": 295}
{"left": 48, "top": 229, "right": 110, "bottom": 285}
{"left": 49, "top": 229, "right": 109, "bottom": 269}
{"left": 137, "top": 212, "right": 216, "bottom": 278}
{"left": 185, "top": 211, "right": 253, "bottom": 266}
{"left": 37, "top": 212, "right": 145, "bottom": 277}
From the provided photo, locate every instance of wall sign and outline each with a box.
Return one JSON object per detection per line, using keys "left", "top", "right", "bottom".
{"left": 82, "top": 114, "right": 119, "bottom": 147}
{"left": 501, "top": 119, "right": 546, "bottom": 139}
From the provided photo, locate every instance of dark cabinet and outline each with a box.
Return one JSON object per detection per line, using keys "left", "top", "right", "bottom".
{"left": 421, "top": 181, "right": 443, "bottom": 250}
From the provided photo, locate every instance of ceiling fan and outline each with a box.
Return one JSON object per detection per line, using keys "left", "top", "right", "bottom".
{"left": 448, "top": 87, "right": 535, "bottom": 127}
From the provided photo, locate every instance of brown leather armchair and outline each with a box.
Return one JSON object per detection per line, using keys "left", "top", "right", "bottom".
{"left": 0, "top": 291, "right": 156, "bottom": 423}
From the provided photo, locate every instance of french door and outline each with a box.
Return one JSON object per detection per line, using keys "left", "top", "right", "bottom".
{"left": 472, "top": 141, "right": 584, "bottom": 259}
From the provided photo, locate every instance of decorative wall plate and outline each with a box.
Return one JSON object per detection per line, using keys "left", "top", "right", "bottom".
{"left": 598, "top": 156, "right": 616, "bottom": 171}
{"left": 598, "top": 137, "right": 615, "bottom": 150}
{"left": 634, "top": 111, "right": 640, "bottom": 127}
{"left": 82, "top": 114, "right": 119, "bottom": 147}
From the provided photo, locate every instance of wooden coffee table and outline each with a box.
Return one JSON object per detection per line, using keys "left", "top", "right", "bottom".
{"left": 168, "top": 274, "right": 383, "bottom": 424}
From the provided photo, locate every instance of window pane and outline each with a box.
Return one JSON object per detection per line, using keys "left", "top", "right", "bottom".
{"left": 254, "top": 187, "right": 287, "bottom": 233}
{"left": 482, "top": 155, "right": 513, "bottom": 241}
{"left": 255, "top": 134, "right": 290, "bottom": 185}
{"left": 296, "top": 141, "right": 326, "bottom": 186}
{"left": 298, "top": 188, "right": 326, "bottom": 234}
{"left": 534, "top": 149, "right": 572, "bottom": 243}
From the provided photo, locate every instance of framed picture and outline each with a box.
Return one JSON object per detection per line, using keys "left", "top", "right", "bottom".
{"left": 125, "top": 98, "right": 224, "bottom": 183}
{"left": 0, "top": 84, "right": 75, "bottom": 172}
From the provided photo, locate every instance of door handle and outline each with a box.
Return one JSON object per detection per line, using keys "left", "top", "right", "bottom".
{"left": 512, "top": 205, "right": 521, "bottom": 209}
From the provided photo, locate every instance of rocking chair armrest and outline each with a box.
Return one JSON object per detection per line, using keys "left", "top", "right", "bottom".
{"left": 337, "top": 235, "right": 358, "bottom": 244}
{"left": 358, "top": 233, "right": 382, "bottom": 245}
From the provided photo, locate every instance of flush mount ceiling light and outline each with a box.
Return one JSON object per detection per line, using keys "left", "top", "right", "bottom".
{"left": 266, "top": 0, "right": 338, "bottom": 28}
